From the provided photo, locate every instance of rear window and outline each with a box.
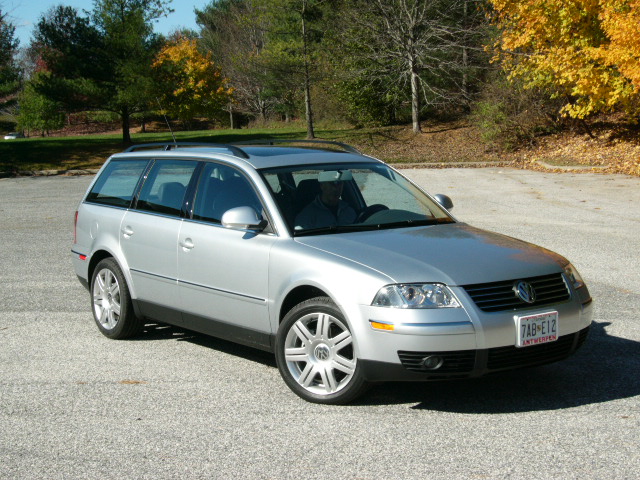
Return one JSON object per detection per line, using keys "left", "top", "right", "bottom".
{"left": 86, "top": 159, "right": 149, "bottom": 208}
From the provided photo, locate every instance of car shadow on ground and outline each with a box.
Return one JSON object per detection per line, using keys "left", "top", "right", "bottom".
{"left": 360, "top": 321, "right": 640, "bottom": 412}
{"left": 137, "top": 322, "right": 277, "bottom": 368}
{"left": 135, "top": 321, "right": 639, "bottom": 412}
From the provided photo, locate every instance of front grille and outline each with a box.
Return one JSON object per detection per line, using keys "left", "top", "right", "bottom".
{"left": 486, "top": 333, "right": 575, "bottom": 370}
{"left": 462, "top": 273, "right": 570, "bottom": 312}
{"left": 398, "top": 350, "right": 475, "bottom": 374}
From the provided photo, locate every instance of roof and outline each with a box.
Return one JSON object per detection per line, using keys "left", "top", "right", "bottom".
{"left": 242, "top": 146, "right": 376, "bottom": 169}
{"left": 114, "top": 142, "right": 380, "bottom": 170}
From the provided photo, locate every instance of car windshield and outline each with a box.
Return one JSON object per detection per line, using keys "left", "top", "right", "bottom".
{"left": 260, "top": 162, "right": 454, "bottom": 236}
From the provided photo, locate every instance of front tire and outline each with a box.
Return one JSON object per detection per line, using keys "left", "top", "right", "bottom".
{"left": 90, "top": 258, "right": 142, "bottom": 339}
{"left": 275, "top": 296, "right": 369, "bottom": 404}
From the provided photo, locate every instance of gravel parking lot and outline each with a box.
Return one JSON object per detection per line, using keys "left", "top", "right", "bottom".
{"left": 1, "top": 168, "right": 639, "bottom": 479}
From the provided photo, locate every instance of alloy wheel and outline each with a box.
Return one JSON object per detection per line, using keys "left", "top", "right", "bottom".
{"left": 283, "top": 312, "right": 356, "bottom": 396}
{"left": 92, "top": 268, "right": 121, "bottom": 330}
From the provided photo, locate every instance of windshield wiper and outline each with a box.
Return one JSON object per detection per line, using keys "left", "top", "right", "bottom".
{"left": 294, "top": 218, "right": 454, "bottom": 236}
{"left": 294, "top": 224, "right": 374, "bottom": 236}
{"left": 370, "top": 218, "right": 454, "bottom": 229}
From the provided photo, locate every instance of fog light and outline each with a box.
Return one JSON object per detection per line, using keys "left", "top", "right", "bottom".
{"left": 422, "top": 355, "right": 444, "bottom": 370}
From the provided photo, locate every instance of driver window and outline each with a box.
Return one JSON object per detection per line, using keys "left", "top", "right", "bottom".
{"left": 192, "top": 163, "right": 262, "bottom": 224}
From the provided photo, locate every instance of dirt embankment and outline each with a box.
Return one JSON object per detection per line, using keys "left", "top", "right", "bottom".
{"left": 351, "top": 119, "right": 640, "bottom": 176}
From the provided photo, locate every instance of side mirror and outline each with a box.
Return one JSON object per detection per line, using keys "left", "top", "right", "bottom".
{"left": 433, "top": 194, "right": 454, "bottom": 211}
{"left": 221, "top": 206, "right": 266, "bottom": 231}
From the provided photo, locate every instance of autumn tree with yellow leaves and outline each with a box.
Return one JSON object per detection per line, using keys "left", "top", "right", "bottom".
{"left": 153, "top": 37, "right": 234, "bottom": 125}
{"left": 490, "top": 0, "right": 640, "bottom": 119}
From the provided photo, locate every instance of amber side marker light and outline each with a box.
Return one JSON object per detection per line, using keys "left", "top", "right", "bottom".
{"left": 370, "top": 320, "right": 394, "bottom": 331}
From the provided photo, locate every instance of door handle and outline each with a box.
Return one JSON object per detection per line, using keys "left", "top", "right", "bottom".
{"left": 180, "top": 238, "right": 195, "bottom": 250}
{"left": 121, "top": 226, "right": 134, "bottom": 238}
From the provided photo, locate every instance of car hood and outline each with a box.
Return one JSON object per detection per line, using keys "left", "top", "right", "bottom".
{"left": 294, "top": 223, "right": 566, "bottom": 286}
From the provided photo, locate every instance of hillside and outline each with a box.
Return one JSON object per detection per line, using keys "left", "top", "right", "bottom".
{"left": 2, "top": 118, "right": 639, "bottom": 177}
{"left": 332, "top": 120, "right": 640, "bottom": 177}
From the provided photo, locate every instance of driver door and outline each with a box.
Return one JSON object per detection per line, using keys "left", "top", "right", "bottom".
{"left": 177, "top": 163, "right": 275, "bottom": 347}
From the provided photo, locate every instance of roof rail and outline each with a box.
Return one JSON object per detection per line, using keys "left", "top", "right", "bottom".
{"left": 231, "top": 139, "right": 361, "bottom": 154}
{"left": 124, "top": 142, "right": 250, "bottom": 159}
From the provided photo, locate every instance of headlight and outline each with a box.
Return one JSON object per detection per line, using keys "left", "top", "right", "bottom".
{"left": 563, "top": 263, "right": 585, "bottom": 289}
{"left": 372, "top": 283, "right": 461, "bottom": 309}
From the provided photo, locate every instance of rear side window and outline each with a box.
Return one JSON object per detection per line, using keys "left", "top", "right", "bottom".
{"left": 86, "top": 159, "right": 149, "bottom": 208}
{"left": 136, "top": 159, "right": 199, "bottom": 217}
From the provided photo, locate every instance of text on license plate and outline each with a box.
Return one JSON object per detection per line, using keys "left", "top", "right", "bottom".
{"left": 515, "top": 311, "right": 558, "bottom": 348}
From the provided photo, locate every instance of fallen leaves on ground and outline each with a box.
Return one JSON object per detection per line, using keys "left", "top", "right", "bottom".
{"left": 513, "top": 129, "right": 640, "bottom": 176}
{"left": 350, "top": 119, "right": 640, "bottom": 177}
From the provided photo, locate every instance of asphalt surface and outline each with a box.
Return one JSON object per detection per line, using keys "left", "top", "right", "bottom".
{"left": 1, "top": 168, "right": 639, "bottom": 479}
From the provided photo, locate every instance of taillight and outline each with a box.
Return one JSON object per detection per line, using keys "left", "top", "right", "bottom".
{"left": 74, "top": 210, "right": 78, "bottom": 244}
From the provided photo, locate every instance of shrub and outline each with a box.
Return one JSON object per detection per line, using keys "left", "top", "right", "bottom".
{"left": 472, "top": 72, "right": 563, "bottom": 150}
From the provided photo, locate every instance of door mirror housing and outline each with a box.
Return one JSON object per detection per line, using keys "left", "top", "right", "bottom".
{"left": 221, "top": 206, "right": 266, "bottom": 231}
{"left": 433, "top": 194, "right": 453, "bottom": 211}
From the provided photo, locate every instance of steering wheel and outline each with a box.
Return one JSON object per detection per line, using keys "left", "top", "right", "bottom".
{"left": 355, "top": 204, "right": 389, "bottom": 223}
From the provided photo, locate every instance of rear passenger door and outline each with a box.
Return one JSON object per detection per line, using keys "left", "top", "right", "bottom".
{"left": 120, "top": 159, "right": 198, "bottom": 322}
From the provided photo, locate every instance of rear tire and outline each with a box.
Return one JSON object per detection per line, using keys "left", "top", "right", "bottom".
{"left": 275, "top": 296, "right": 369, "bottom": 404}
{"left": 90, "top": 258, "right": 143, "bottom": 339}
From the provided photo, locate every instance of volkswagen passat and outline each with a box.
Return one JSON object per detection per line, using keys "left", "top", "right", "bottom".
{"left": 72, "top": 141, "right": 592, "bottom": 404}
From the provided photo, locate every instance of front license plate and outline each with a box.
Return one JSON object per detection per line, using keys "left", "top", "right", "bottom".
{"left": 516, "top": 311, "right": 558, "bottom": 348}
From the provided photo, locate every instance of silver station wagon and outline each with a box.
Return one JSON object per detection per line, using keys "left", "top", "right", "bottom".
{"left": 72, "top": 141, "right": 593, "bottom": 404}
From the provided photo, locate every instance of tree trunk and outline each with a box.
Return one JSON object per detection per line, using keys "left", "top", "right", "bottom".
{"left": 462, "top": 0, "right": 469, "bottom": 110}
{"left": 410, "top": 58, "right": 422, "bottom": 134}
{"left": 229, "top": 105, "right": 235, "bottom": 129}
{"left": 579, "top": 119, "right": 595, "bottom": 139}
{"left": 121, "top": 107, "right": 131, "bottom": 144}
{"left": 302, "top": 0, "right": 315, "bottom": 139}
{"left": 304, "top": 77, "right": 314, "bottom": 139}
{"left": 259, "top": 103, "right": 266, "bottom": 123}
{"left": 462, "top": 45, "right": 468, "bottom": 103}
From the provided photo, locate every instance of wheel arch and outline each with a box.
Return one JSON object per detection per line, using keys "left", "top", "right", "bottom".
{"left": 88, "top": 249, "right": 137, "bottom": 301}
{"left": 87, "top": 246, "right": 137, "bottom": 299}
{"left": 279, "top": 285, "right": 328, "bottom": 323}
{"left": 88, "top": 251, "right": 143, "bottom": 321}
{"left": 274, "top": 291, "right": 370, "bottom": 404}
{"left": 88, "top": 250, "right": 114, "bottom": 283}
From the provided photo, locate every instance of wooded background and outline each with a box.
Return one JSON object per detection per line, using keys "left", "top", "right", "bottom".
{"left": 1, "top": 0, "right": 639, "bottom": 155}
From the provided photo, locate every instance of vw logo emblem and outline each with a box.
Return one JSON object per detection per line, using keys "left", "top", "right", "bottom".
{"left": 314, "top": 344, "right": 331, "bottom": 361}
{"left": 514, "top": 281, "right": 537, "bottom": 304}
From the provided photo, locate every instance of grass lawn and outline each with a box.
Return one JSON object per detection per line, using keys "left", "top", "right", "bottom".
{"left": 0, "top": 127, "right": 308, "bottom": 172}
{"left": 0, "top": 121, "right": 499, "bottom": 173}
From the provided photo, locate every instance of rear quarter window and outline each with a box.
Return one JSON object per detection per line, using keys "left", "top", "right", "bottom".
{"left": 86, "top": 159, "right": 149, "bottom": 208}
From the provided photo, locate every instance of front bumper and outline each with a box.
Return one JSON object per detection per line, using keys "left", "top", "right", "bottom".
{"left": 358, "top": 325, "right": 590, "bottom": 381}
